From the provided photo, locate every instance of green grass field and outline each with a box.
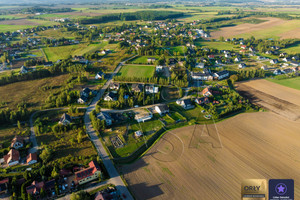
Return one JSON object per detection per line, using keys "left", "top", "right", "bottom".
{"left": 117, "top": 65, "right": 155, "bottom": 78}
{"left": 281, "top": 43, "right": 300, "bottom": 54}
{"left": 43, "top": 42, "right": 109, "bottom": 61}
{"left": 196, "top": 41, "right": 237, "bottom": 50}
{"left": 266, "top": 76, "right": 300, "bottom": 90}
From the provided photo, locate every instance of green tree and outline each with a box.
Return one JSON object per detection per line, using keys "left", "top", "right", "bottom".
{"left": 40, "top": 148, "right": 53, "bottom": 163}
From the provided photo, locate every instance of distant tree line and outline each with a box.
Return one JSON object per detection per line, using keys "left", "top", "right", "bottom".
{"left": 79, "top": 11, "right": 184, "bottom": 24}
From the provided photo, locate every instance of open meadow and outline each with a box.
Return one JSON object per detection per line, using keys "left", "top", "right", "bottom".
{"left": 117, "top": 65, "right": 155, "bottom": 79}
{"left": 122, "top": 112, "right": 300, "bottom": 200}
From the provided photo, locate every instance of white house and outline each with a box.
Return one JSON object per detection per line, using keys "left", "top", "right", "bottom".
{"left": 195, "top": 63, "right": 205, "bottom": 68}
{"left": 95, "top": 71, "right": 105, "bottom": 80}
{"left": 176, "top": 99, "right": 194, "bottom": 110}
{"left": 134, "top": 110, "right": 153, "bottom": 123}
{"left": 135, "top": 131, "right": 143, "bottom": 138}
{"left": 156, "top": 65, "right": 163, "bottom": 72}
{"left": 191, "top": 70, "right": 213, "bottom": 81}
{"left": 145, "top": 85, "right": 159, "bottom": 94}
{"left": 213, "top": 70, "right": 229, "bottom": 80}
{"left": 20, "top": 66, "right": 29, "bottom": 74}
{"left": 155, "top": 105, "right": 169, "bottom": 115}
{"left": 270, "top": 59, "right": 278, "bottom": 64}
{"left": 238, "top": 63, "right": 247, "bottom": 69}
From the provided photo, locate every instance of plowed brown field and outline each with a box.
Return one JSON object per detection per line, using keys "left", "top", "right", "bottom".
{"left": 122, "top": 79, "right": 300, "bottom": 200}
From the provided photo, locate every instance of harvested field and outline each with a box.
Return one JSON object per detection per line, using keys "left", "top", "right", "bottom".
{"left": 279, "top": 27, "right": 300, "bottom": 39}
{"left": 0, "top": 19, "right": 39, "bottom": 25}
{"left": 122, "top": 112, "right": 300, "bottom": 200}
{"left": 236, "top": 79, "right": 300, "bottom": 121}
{"left": 210, "top": 17, "right": 300, "bottom": 39}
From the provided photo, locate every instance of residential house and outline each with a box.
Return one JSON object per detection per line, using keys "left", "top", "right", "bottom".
{"left": 44, "top": 179, "right": 56, "bottom": 194}
{"left": 155, "top": 105, "right": 169, "bottom": 115}
{"left": 261, "top": 65, "right": 268, "bottom": 70}
{"left": 27, "top": 153, "right": 37, "bottom": 165}
{"left": 273, "top": 69, "right": 282, "bottom": 75}
{"left": 109, "top": 82, "right": 120, "bottom": 90}
{"left": 190, "top": 70, "right": 213, "bottom": 81}
{"left": 11, "top": 135, "right": 24, "bottom": 149}
{"left": 208, "top": 55, "right": 215, "bottom": 59}
{"left": 156, "top": 65, "right": 163, "bottom": 72}
{"left": 283, "top": 68, "right": 294, "bottom": 74}
{"left": 95, "top": 71, "right": 105, "bottom": 80}
{"left": 97, "top": 112, "right": 113, "bottom": 126}
{"left": 249, "top": 47, "right": 256, "bottom": 52}
{"left": 134, "top": 110, "right": 153, "bottom": 123}
{"left": 176, "top": 99, "right": 194, "bottom": 109}
{"left": 215, "top": 60, "right": 222, "bottom": 65}
{"left": 77, "top": 96, "right": 88, "bottom": 104}
{"left": 59, "top": 113, "right": 72, "bottom": 125}
{"left": 81, "top": 88, "right": 91, "bottom": 98}
{"left": 195, "top": 97, "right": 209, "bottom": 105}
{"left": 279, "top": 52, "right": 287, "bottom": 57}
{"left": 134, "top": 131, "right": 143, "bottom": 138}
{"left": 291, "top": 61, "right": 300, "bottom": 67}
{"left": 257, "top": 56, "right": 265, "bottom": 60}
{"left": 270, "top": 59, "right": 278, "bottom": 64}
{"left": 104, "top": 92, "right": 117, "bottom": 101}
{"left": 238, "top": 63, "right": 247, "bottom": 69}
{"left": 282, "top": 57, "right": 292, "bottom": 62}
{"left": 169, "top": 58, "right": 176, "bottom": 64}
{"left": 202, "top": 87, "right": 213, "bottom": 97}
{"left": 75, "top": 161, "right": 102, "bottom": 185}
{"left": 145, "top": 85, "right": 159, "bottom": 94}
{"left": 73, "top": 55, "right": 88, "bottom": 64}
{"left": 292, "top": 56, "right": 299, "bottom": 60}
{"left": 195, "top": 63, "right": 205, "bottom": 68}
{"left": 234, "top": 57, "right": 241, "bottom": 62}
{"left": 4, "top": 149, "right": 20, "bottom": 166}
{"left": 241, "top": 45, "right": 247, "bottom": 49}
{"left": 224, "top": 53, "right": 231, "bottom": 58}
{"left": 0, "top": 178, "right": 9, "bottom": 195}
{"left": 95, "top": 191, "right": 114, "bottom": 200}
{"left": 131, "top": 83, "right": 144, "bottom": 93}
{"left": 19, "top": 66, "right": 29, "bottom": 74}
{"left": 213, "top": 70, "right": 229, "bottom": 80}
{"left": 26, "top": 181, "right": 45, "bottom": 195}
{"left": 147, "top": 57, "right": 156, "bottom": 63}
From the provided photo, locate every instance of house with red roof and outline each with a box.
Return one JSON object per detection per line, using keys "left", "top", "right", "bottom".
{"left": 26, "top": 181, "right": 45, "bottom": 196}
{"left": 75, "top": 161, "right": 102, "bottom": 185}
{"left": 4, "top": 149, "right": 20, "bottom": 166}
{"left": 27, "top": 153, "right": 37, "bottom": 165}
{"left": 201, "top": 87, "right": 213, "bottom": 97}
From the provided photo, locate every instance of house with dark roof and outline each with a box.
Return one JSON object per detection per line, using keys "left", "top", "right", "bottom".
{"left": 20, "top": 66, "right": 29, "bottom": 74}
{"left": 104, "top": 92, "right": 117, "bottom": 101}
{"left": 11, "top": 135, "right": 24, "bottom": 149}
{"left": 45, "top": 179, "right": 56, "bottom": 193}
{"left": 155, "top": 105, "right": 169, "bottom": 115}
{"left": 78, "top": 95, "right": 88, "bottom": 104}
{"left": 213, "top": 70, "right": 229, "bottom": 80}
{"left": 0, "top": 178, "right": 9, "bottom": 195}
{"left": 131, "top": 83, "right": 144, "bottom": 93}
{"left": 238, "top": 63, "right": 246, "bottom": 69}
{"left": 81, "top": 88, "right": 91, "bottom": 98}
{"left": 95, "top": 71, "right": 105, "bottom": 80}
{"left": 176, "top": 99, "right": 194, "bottom": 110}
{"left": 270, "top": 59, "right": 278, "bottom": 64}
{"left": 75, "top": 161, "right": 102, "bottom": 185}
{"left": 97, "top": 112, "right": 113, "bottom": 126}
{"left": 59, "top": 113, "right": 72, "bottom": 125}
{"left": 191, "top": 71, "right": 213, "bottom": 81}
{"left": 4, "top": 149, "right": 20, "bottom": 166}
{"left": 145, "top": 85, "right": 159, "bottom": 94}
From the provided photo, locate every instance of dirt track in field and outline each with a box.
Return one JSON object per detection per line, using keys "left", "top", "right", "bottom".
{"left": 122, "top": 79, "right": 300, "bottom": 200}
{"left": 210, "top": 17, "right": 286, "bottom": 39}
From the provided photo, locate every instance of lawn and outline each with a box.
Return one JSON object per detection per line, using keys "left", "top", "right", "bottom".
{"left": 195, "top": 41, "right": 237, "bottom": 50}
{"left": 117, "top": 65, "right": 155, "bottom": 79}
{"left": 266, "top": 76, "right": 300, "bottom": 91}
{"left": 281, "top": 43, "right": 300, "bottom": 54}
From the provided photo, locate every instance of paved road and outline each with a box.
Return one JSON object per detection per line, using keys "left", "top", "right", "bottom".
{"left": 84, "top": 57, "right": 135, "bottom": 200}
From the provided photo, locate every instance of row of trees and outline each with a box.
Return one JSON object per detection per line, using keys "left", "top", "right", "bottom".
{"left": 80, "top": 11, "right": 184, "bottom": 24}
